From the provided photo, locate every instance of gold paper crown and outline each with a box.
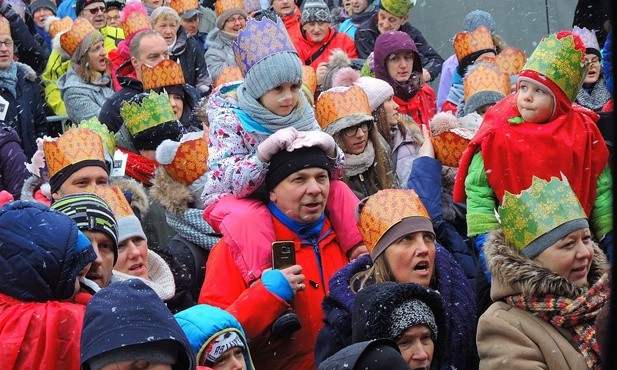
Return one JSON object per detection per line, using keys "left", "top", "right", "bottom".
{"left": 316, "top": 85, "right": 372, "bottom": 129}
{"left": 432, "top": 130, "right": 473, "bottom": 167}
{"left": 463, "top": 65, "right": 510, "bottom": 101}
{"left": 60, "top": 18, "right": 96, "bottom": 57}
{"left": 92, "top": 185, "right": 136, "bottom": 219}
{"left": 213, "top": 66, "right": 243, "bottom": 88}
{"left": 121, "top": 4, "right": 152, "bottom": 38}
{"left": 79, "top": 117, "right": 116, "bottom": 155}
{"left": 522, "top": 32, "right": 587, "bottom": 102}
{"left": 120, "top": 91, "right": 177, "bottom": 136}
{"left": 494, "top": 47, "right": 527, "bottom": 76}
{"left": 215, "top": 0, "right": 244, "bottom": 17}
{"left": 499, "top": 176, "right": 588, "bottom": 252}
{"left": 357, "top": 189, "right": 430, "bottom": 253}
{"left": 141, "top": 59, "right": 186, "bottom": 91}
{"left": 160, "top": 134, "right": 209, "bottom": 185}
{"left": 47, "top": 16, "right": 73, "bottom": 38}
{"left": 43, "top": 127, "right": 106, "bottom": 178}
{"left": 0, "top": 16, "right": 9, "bottom": 36}
{"left": 169, "top": 0, "right": 199, "bottom": 15}
{"left": 453, "top": 26, "right": 495, "bottom": 62}
{"left": 302, "top": 65, "right": 317, "bottom": 95}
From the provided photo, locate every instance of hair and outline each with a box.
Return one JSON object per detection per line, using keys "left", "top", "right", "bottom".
{"left": 492, "top": 34, "right": 507, "bottom": 53}
{"left": 76, "top": 36, "right": 110, "bottom": 84}
{"left": 372, "top": 104, "right": 409, "bottom": 148}
{"left": 129, "top": 29, "right": 160, "bottom": 59}
{"left": 350, "top": 254, "right": 393, "bottom": 293}
{"left": 150, "top": 6, "right": 180, "bottom": 28}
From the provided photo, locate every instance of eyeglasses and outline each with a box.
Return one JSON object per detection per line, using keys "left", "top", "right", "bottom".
{"left": 225, "top": 15, "right": 246, "bottom": 24}
{"left": 85, "top": 6, "right": 106, "bottom": 15}
{"left": 342, "top": 121, "right": 372, "bottom": 137}
{"left": 0, "top": 40, "right": 13, "bottom": 48}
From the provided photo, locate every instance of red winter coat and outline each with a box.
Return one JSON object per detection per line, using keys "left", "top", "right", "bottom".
{"left": 394, "top": 84, "right": 437, "bottom": 128}
{"left": 0, "top": 292, "right": 90, "bottom": 369}
{"left": 293, "top": 28, "right": 358, "bottom": 69}
{"left": 281, "top": 7, "right": 303, "bottom": 42}
{"left": 199, "top": 216, "right": 349, "bottom": 370}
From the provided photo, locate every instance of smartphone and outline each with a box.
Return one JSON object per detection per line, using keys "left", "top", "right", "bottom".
{"left": 272, "top": 241, "right": 296, "bottom": 269}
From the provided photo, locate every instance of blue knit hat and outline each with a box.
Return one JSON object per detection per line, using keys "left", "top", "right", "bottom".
{"left": 462, "top": 10, "right": 495, "bottom": 33}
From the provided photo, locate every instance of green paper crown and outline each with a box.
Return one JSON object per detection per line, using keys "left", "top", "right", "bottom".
{"left": 79, "top": 117, "right": 116, "bottom": 155}
{"left": 523, "top": 33, "right": 587, "bottom": 102}
{"left": 119, "top": 91, "right": 176, "bottom": 136}
{"left": 499, "top": 176, "right": 587, "bottom": 252}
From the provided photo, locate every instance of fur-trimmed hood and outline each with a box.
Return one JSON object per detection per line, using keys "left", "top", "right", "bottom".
{"left": 485, "top": 229, "right": 609, "bottom": 302}
{"left": 150, "top": 167, "right": 194, "bottom": 215}
{"left": 110, "top": 178, "right": 150, "bottom": 218}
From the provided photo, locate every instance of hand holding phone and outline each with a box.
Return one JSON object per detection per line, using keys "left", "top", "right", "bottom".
{"left": 272, "top": 241, "right": 296, "bottom": 269}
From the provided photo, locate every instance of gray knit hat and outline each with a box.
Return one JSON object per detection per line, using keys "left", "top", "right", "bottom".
{"left": 390, "top": 299, "right": 438, "bottom": 340}
{"left": 463, "top": 90, "right": 505, "bottom": 116}
{"left": 462, "top": 10, "right": 495, "bottom": 33}
{"left": 301, "top": 0, "right": 330, "bottom": 24}
{"left": 87, "top": 341, "right": 178, "bottom": 370}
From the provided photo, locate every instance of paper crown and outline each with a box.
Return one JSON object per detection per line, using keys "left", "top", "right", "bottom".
{"left": 79, "top": 117, "right": 116, "bottom": 155}
{"left": 483, "top": 46, "right": 527, "bottom": 76}
{"left": 213, "top": 66, "right": 243, "bottom": 88}
{"left": 464, "top": 64, "right": 510, "bottom": 101}
{"left": 243, "top": 0, "right": 260, "bottom": 12}
{"left": 121, "top": 1, "right": 151, "bottom": 38}
{"left": 46, "top": 16, "right": 73, "bottom": 39}
{"left": 169, "top": 0, "right": 198, "bottom": 15}
{"left": 233, "top": 18, "right": 296, "bottom": 77}
{"left": 156, "top": 132, "right": 208, "bottom": 185}
{"left": 316, "top": 85, "right": 373, "bottom": 130}
{"left": 215, "top": 0, "right": 244, "bottom": 17}
{"left": 0, "top": 16, "right": 9, "bottom": 35}
{"left": 141, "top": 59, "right": 185, "bottom": 91}
{"left": 357, "top": 189, "right": 430, "bottom": 253}
{"left": 499, "top": 176, "right": 588, "bottom": 252}
{"left": 43, "top": 127, "right": 106, "bottom": 178}
{"left": 59, "top": 17, "right": 96, "bottom": 57}
{"left": 522, "top": 31, "right": 587, "bottom": 102}
{"left": 120, "top": 91, "right": 177, "bottom": 136}
{"left": 91, "top": 185, "right": 135, "bottom": 219}
{"left": 302, "top": 65, "right": 317, "bottom": 95}
{"left": 572, "top": 26, "right": 600, "bottom": 52}
{"left": 453, "top": 25, "right": 495, "bottom": 62}
{"left": 429, "top": 112, "right": 474, "bottom": 167}
{"left": 380, "top": 0, "right": 416, "bottom": 18}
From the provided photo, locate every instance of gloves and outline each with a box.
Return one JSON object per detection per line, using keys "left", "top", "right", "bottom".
{"left": 292, "top": 131, "right": 337, "bottom": 158}
{"left": 474, "top": 233, "right": 491, "bottom": 283}
{"left": 262, "top": 269, "right": 294, "bottom": 303}
{"left": 257, "top": 127, "right": 299, "bottom": 162}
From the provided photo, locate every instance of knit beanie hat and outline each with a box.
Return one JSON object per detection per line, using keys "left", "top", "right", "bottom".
{"left": 390, "top": 299, "right": 438, "bottom": 339}
{"left": 51, "top": 193, "right": 119, "bottom": 264}
{"left": 233, "top": 17, "right": 302, "bottom": 99}
{"left": 379, "top": 0, "right": 415, "bottom": 18}
{"left": 91, "top": 185, "right": 147, "bottom": 245}
{"left": 87, "top": 342, "right": 178, "bottom": 370}
{"left": 333, "top": 67, "right": 394, "bottom": 111}
{"left": 203, "top": 332, "right": 245, "bottom": 366}
{"left": 29, "top": 0, "right": 57, "bottom": 16}
{"left": 301, "top": 0, "right": 330, "bottom": 24}
{"left": 215, "top": 0, "right": 247, "bottom": 30}
{"left": 76, "top": 0, "right": 105, "bottom": 15}
{"left": 266, "top": 146, "right": 332, "bottom": 191}
{"left": 462, "top": 10, "right": 495, "bottom": 33}
{"left": 462, "top": 63, "right": 509, "bottom": 116}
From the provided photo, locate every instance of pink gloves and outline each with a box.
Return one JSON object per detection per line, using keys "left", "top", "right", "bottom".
{"left": 257, "top": 127, "right": 299, "bottom": 162}
{"left": 292, "top": 131, "right": 337, "bottom": 158}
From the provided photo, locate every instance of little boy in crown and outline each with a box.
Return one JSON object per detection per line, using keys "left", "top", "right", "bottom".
{"left": 453, "top": 31, "right": 612, "bottom": 311}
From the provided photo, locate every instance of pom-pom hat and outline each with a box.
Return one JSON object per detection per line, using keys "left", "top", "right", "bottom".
{"left": 301, "top": 0, "right": 330, "bottom": 24}
{"left": 156, "top": 132, "right": 209, "bottom": 185}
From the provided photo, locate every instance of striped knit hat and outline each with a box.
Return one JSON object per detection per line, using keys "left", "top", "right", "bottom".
{"left": 51, "top": 193, "right": 119, "bottom": 264}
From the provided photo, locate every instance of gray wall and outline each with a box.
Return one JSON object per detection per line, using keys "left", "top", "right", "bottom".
{"left": 408, "top": 0, "right": 578, "bottom": 85}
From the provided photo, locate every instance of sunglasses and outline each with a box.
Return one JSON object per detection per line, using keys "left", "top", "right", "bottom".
{"left": 85, "top": 6, "right": 106, "bottom": 15}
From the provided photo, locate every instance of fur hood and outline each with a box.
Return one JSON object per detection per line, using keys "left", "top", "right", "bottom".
{"left": 150, "top": 167, "right": 193, "bottom": 215}
{"left": 16, "top": 62, "right": 37, "bottom": 82}
{"left": 485, "top": 229, "right": 609, "bottom": 302}
{"left": 110, "top": 178, "right": 150, "bottom": 217}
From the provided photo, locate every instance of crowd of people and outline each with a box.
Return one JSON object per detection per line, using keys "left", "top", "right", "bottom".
{"left": 0, "top": 0, "right": 613, "bottom": 369}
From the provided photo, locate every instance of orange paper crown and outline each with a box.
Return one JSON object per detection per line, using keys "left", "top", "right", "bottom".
{"left": 453, "top": 25, "right": 495, "bottom": 62}
{"left": 0, "top": 16, "right": 9, "bottom": 36}
{"left": 463, "top": 65, "right": 510, "bottom": 101}
{"left": 43, "top": 127, "right": 106, "bottom": 178}
{"left": 121, "top": 2, "right": 152, "bottom": 38}
{"left": 47, "top": 16, "right": 73, "bottom": 38}
{"left": 169, "top": 0, "right": 199, "bottom": 14}
{"left": 213, "top": 66, "right": 243, "bottom": 88}
{"left": 215, "top": 0, "right": 244, "bottom": 17}
{"left": 60, "top": 18, "right": 96, "bottom": 57}
{"left": 157, "top": 132, "right": 209, "bottom": 185}
{"left": 302, "top": 65, "right": 317, "bottom": 95}
{"left": 141, "top": 59, "right": 186, "bottom": 90}
{"left": 316, "top": 85, "right": 373, "bottom": 135}
{"left": 479, "top": 46, "right": 527, "bottom": 76}
{"left": 429, "top": 112, "right": 475, "bottom": 167}
{"left": 91, "top": 185, "right": 136, "bottom": 219}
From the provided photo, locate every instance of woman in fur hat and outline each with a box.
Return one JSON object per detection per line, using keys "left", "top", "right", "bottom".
{"left": 477, "top": 176, "right": 610, "bottom": 369}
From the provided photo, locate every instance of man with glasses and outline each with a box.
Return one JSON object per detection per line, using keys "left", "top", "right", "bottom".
{"left": 204, "top": 0, "right": 247, "bottom": 80}
{"left": 77, "top": 0, "right": 107, "bottom": 29}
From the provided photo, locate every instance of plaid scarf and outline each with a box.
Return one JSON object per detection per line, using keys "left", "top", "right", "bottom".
{"left": 505, "top": 273, "right": 610, "bottom": 369}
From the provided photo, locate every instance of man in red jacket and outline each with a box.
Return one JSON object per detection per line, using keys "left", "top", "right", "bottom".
{"left": 199, "top": 144, "right": 351, "bottom": 370}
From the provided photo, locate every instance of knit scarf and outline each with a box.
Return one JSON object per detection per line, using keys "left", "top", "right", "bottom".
{"left": 268, "top": 201, "right": 325, "bottom": 242}
{"left": 236, "top": 85, "right": 317, "bottom": 133}
{"left": 119, "top": 148, "right": 159, "bottom": 186}
{"left": 0, "top": 62, "right": 18, "bottom": 98}
{"left": 350, "top": 4, "right": 376, "bottom": 25}
{"left": 504, "top": 273, "right": 610, "bottom": 369}
{"left": 344, "top": 140, "right": 375, "bottom": 177}
{"left": 576, "top": 78, "right": 612, "bottom": 112}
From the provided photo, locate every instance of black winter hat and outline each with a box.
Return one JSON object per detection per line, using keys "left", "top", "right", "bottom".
{"left": 266, "top": 146, "right": 332, "bottom": 191}
{"left": 76, "top": 0, "right": 106, "bottom": 15}
{"left": 318, "top": 339, "right": 409, "bottom": 370}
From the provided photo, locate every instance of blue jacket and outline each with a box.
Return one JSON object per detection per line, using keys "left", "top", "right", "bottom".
{"left": 81, "top": 279, "right": 195, "bottom": 370}
{"left": 0, "top": 125, "right": 29, "bottom": 199}
{"left": 175, "top": 304, "right": 255, "bottom": 369}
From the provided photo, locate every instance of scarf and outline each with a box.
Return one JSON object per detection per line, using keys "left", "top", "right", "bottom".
{"left": 119, "top": 148, "right": 159, "bottom": 186}
{"left": 504, "top": 273, "right": 610, "bottom": 369}
{"left": 236, "top": 85, "right": 317, "bottom": 133}
{"left": 0, "top": 62, "right": 18, "bottom": 98}
{"left": 268, "top": 201, "right": 325, "bottom": 242}
{"left": 576, "top": 78, "right": 612, "bottom": 112}
{"left": 344, "top": 139, "right": 375, "bottom": 177}
{"left": 350, "top": 4, "right": 376, "bottom": 25}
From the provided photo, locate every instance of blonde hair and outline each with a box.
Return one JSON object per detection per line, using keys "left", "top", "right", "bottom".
{"left": 76, "top": 36, "right": 110, "bottom": 84}
{"left": 350, "top": 254, "right": 393, "bottom": 293}
{"left": 150, "top": 6, "right": 180, "bottom": 28}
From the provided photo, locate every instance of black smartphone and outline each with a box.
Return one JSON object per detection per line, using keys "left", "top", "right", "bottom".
{"left": 272, "top": 241, "right": 296, "bottom": 269}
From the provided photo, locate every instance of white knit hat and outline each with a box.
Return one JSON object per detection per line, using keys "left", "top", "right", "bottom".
{"left": 332, "top": 67, "right": 394, "bottom": 112}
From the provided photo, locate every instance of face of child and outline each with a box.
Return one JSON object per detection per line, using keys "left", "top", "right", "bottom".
{"left": 259, "top": 82, "right": 301, "bottom": 116}
{"left": 211, "top": 347, "right": 247, "bottom": 370}
{"left": 516, "top": 80, "right": 554, "bottom": 123}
